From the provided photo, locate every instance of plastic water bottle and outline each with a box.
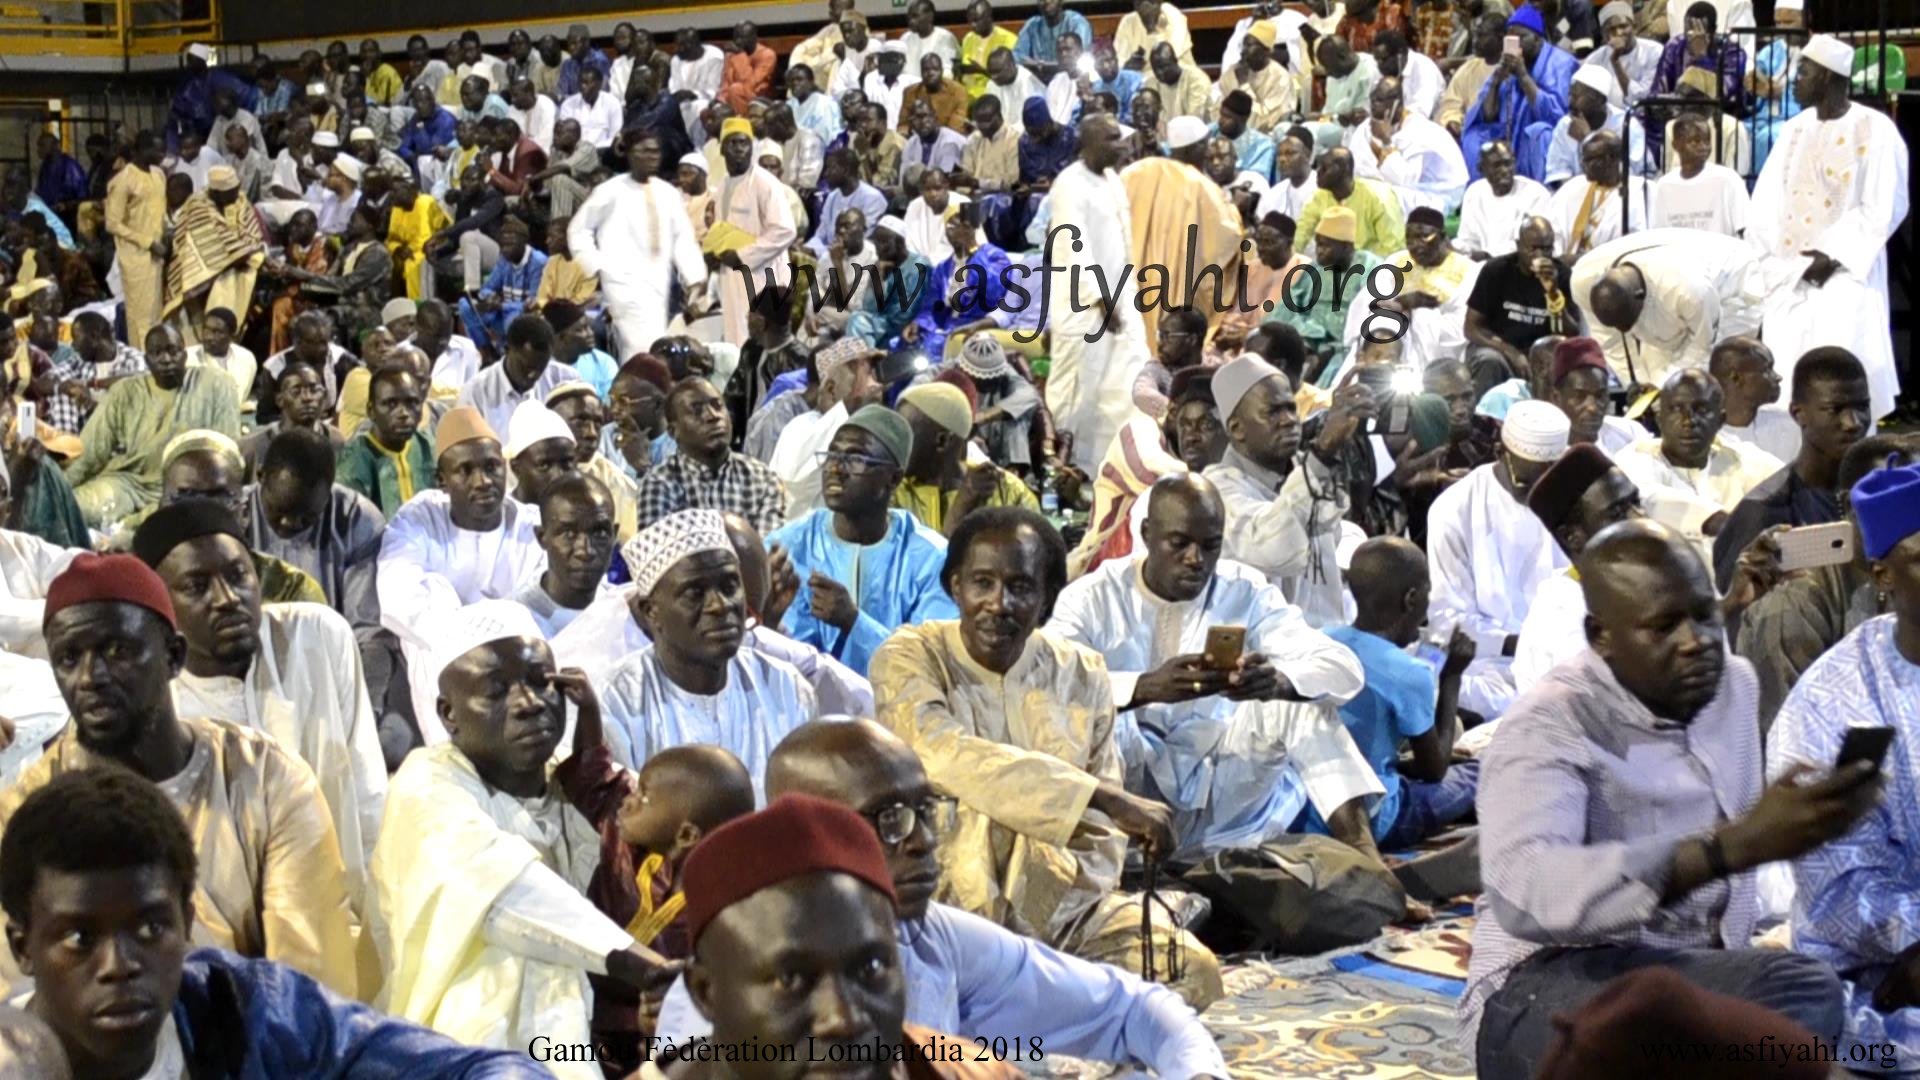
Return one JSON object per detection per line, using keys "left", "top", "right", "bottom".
{"left": 1411, "top": 621, "right": 1452, "bottom": 682}
{"left": 1040, "top": 473, "right": 1061, "bottom": 518}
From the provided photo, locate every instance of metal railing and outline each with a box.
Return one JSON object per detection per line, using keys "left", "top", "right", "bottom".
{"left": 0, "top": 0, "right": 218, "bottom": 60}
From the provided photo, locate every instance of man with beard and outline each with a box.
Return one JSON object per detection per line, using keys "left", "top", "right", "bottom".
{"left": 66, "top": 325, "right": 239, "bottom": 529}
{"left": 1368, "top": 206, "right": 1481, "bottom": 374}
{"left": 0, "top": 769, "right": 551, "bottom": 1080}
{"left": 135, "top": 498, "right": 385, "bottom": 937}
{"left": 1464, "top": 520, "right": 1864, "bottom": 1079}
{"left": 871, "top": 507, "right": 1222, "bottom": 1009}
{"left": 1713, "top": 348, "right": 1870, "bottom": 592}
{"left": 377, "top": 406, "right": 546, "bottom": 744}
{"left": 1456, "top": 140, "right": 1549, "bottom": 260}
{"left": 1616, "top": 369, "right": 1783, "bottom": 566}
{"left": 0, "top": 552, "right": 356, "bottom": 994}
{"left": 596, "top": 509, "right": 817, "bottom": 786}
{"left": 652, "top": 719, "right": 1231, "bottom": 1078}
{"left": 369, "top": 600, "right": 677, "bottom": 1078}
{"left": 767, "top": 405, "right": 957, "bottom": 677}
{"left": 509, "top": 474, "right": 616, "bottom": 639}
{"left": 893, "top": 382, "right": 1037, "bottom": 536}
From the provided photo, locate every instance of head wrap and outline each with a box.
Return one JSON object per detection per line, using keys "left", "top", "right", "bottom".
{"left": 1021, "top": 97, "right": 1053, "bottom": 131}
{"left": 348, "top": 125, "right": 377, "bottom": 143}
{"left": 543, "top": 299, "right": 588, "bottom": 335}
{"left": 1167, "top": 115, "right": 1210, "bottom": 149}
{"left": 623, "top": 509, "right": 733, "bottom": 597}
{"left": 544, "top": 380, "right": 598, "bottom": 409}
{"left": 45, "top": 553, "right": 178, "bottom": 632}
{"left": 1526, "top": 443, "right": 1619, "bottom": 532}
{"left": 205, "top": 165, "right": 240, "bottom": 192}
{"left": 310, "top": 130, "right": 341, "bottom": 149}
{"left": 1220, "top": 90, "right": 1254, "bottom": 118}
{"left": 435, "top": 406, "right": 499, "bottom": 459}
{"left": 842, "top": 403, "right": 913, "bottom": 468}
{"left": 1852, "top": 462, "right": 1920, "bottom": 560}
{"left": 679, "top": 151, "right": 709, "bottom": 173}
{"left": 427, "top": 598, "right": 546, "bottom": 695}
{"left": 504, "top": 400, "right": 575, "bottom": 461}
{"left": 1598, "top": 1, "right": 1635, "bottom": 26}
{"left": 681, "top": 793, "right": 897, "bottom": 946}
{"left": 957, "top": 334, "right": 1009, "bottom": 380}
{"left": 1168, "top": 365, "right": 1215, "bottom": 407}
{"left": 1212, "top": 352, "right": 1285, "bottom": 422}
{"left": 1552, "top": 336, "right": 1609, "bottom": 385}
{"left": 131, "top": 497, "right": 247, "bottom": 571}
{"left": 816, "top": 336, "right": 882, "bottom": 380}
{"left": 381, "top": 297, "right": 418, "bottom": 325}
{"left": 1406, "top": 205, "right": 1446, "bottom": 232}
{"left": 619, "top": 353, "right": 673, "bottom": 393}
{"left": 187, "top": 42, "right": 215, "bottom": 63}
{"left": 1502, "top": 399, "right": 1573, "bottom": 462}
{"left": 332, "top": 155, "right": 363, "bottom": 183}
{"left": 898, "top": 382, "right": 973, "bottom": 438}
{"left": 1247, "top": 20, "right": 1278, "bottom": 46}
{"left": 1316, "top": 206, "right": 1358, "bottom": 243}
{"left": 160, "top": 429, "right": 242, "bottom": 473}
{"left": 1535, "top": 967, "right": 1830, "bottom": 1080}
{"left": 1572, "top": 64, "right": 1616, "bottom": 97}
{"left": 1507, "top": 4, "right": 1548, "bottom": 35}
{"left": 720, "top": 117, "right": 754, "bottom": 141}
{"left": 1802, "top": 34, "right": 1854, "bottom": 78}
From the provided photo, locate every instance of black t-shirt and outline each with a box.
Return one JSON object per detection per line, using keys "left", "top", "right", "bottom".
{"left": 1466, "top": 254, "right": 1580, "bottom": 353}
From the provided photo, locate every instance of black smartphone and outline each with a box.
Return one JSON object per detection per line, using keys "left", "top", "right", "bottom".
{"left": 1836, "top": 726, "right": 1896, "bottom": 773}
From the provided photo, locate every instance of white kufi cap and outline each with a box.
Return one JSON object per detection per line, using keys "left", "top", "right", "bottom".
{"left": 504, "top": 400, "right": 575, "bottom": 461}
{"left": 1802, "top": 34, "right": 1853, "bottom": 78}
{"left": 1167, "top": 115, "right": 1210, "bottom": 149}
{"left": 1501, "top": 400, "right": 1572, "bottom": 462}
{"left": 622, "top": 509, "right": 734, "bottom": 596}
{"left": 427, "top": 599, "right": 548, "bottom": 693}
{"left": 1572, "top": 64, "right": 1616, "bottom": 97}
{"left": 1211, "top": 352, "right": 1286, "bottom": 421}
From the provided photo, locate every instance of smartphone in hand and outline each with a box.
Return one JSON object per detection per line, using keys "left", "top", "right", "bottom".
{"left": 1836, "top": 726, "right": 1896, "bottom": 775}
{"left": 1203, "top": 626, "right": 1247, "bottom": 671}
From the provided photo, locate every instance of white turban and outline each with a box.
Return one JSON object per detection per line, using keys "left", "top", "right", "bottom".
{"left": 1167, "top": 115, "right": 1210, "bottom": 150}
{"left": 504, "top": 400, "right": 575, "bottom": 461}
{"left": 622, "top": 509, "right": 734, "bottom": 597}
{"left": 1802, "top": 34, "right": 1853, "bottom": 78}
{"left": 1501, "top": 400, "right": 1572, "bottom": 462}
{"left": 1572, "top": 64, "right": 1616, "bottom": 98}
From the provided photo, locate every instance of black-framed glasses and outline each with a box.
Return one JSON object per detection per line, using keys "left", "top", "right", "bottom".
{"left": 861, "top": 796, "right": 957, "bottom": 846}
{"left": 816, "top": 449, "right": 897, "bottom": 476}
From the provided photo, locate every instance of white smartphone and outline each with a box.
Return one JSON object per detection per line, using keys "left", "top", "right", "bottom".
{"left": 1776, "top": 521, "right": 1857, "bottom": 572}
{"left": 1503, "top": 34, "right": 1522, "bottom": 57}
{"left": 12, "top": 400, "right": 31, "bottom": 435}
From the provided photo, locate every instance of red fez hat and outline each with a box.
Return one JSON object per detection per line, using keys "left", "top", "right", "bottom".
{"left": 932, "top": 367, "right": 981, "bottom": 412}
{"left": 43, "top": 552, "right": 178, "bottom": 632}
{"left": 681, "top": 793, "right": 897, "bottom": 946}
{"left": 1552, "top": 337, "right": 1608, "bottom": 386}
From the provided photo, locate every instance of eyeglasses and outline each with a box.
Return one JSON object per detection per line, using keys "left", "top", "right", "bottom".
{"left": 816, "top": 450, "right": 897, "bottom": 476}
{"left": 861, "top": 796, "right": 957, "bottom": 846}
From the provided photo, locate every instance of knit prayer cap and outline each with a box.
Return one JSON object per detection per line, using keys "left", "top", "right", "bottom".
{"left": 842, "top": 403, "right": 913, "bottom": 468}
{"left": 622, "top": 509, "right": 734, "bottom": 597}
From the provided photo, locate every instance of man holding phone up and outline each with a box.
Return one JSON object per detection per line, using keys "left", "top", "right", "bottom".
{"left": 1772, "top": 461, "right": 1920, "bottom": 1068}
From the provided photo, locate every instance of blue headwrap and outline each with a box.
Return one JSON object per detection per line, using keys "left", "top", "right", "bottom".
{"left": 1507, "top": 4, "right": 1548, "bottom": 36}
{"left": 1852, "top": 462, "right": 1920, "bottom": 560}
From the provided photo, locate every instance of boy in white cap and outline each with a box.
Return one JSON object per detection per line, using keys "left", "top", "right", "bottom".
{"left": 1427, "top": 397, "right": 1573, "bottom": 719}
{"left": 1749, "top": 31, "right": 1910, "bottom": 423}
